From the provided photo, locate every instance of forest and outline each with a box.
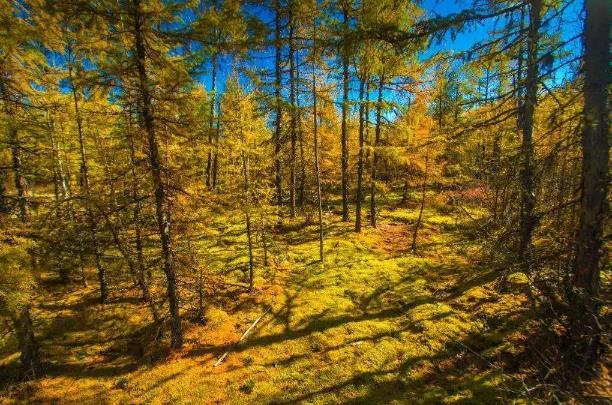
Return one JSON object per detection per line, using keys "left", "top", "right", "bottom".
{"left": 0, "top": 0, "right": 609, "bottom": 403}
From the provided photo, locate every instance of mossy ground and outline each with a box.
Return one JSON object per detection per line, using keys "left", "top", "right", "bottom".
{"left": 0, "top": 192, "right": 537, "bottom": 404}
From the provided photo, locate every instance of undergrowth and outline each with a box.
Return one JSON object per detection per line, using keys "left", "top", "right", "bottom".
{"left": 0, "top": 194, "right": 598, "bottom": 404}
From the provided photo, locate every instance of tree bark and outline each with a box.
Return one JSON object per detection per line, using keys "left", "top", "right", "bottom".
{"left": 132, "top": 0, "right": 183, "bottom": 349}
{"left": 68, "top": 52, "right": 107, "bottom": 302}
{"left": 570, "top": 0, "right": 610, "bottom": 369}
{"left": 411, "top": 154, "right": 429, "bottom": 252}
{"left": 401, "top": 173, "right": 409, "bottom": 205}
{"left": 2, "top": 87, "right": 42, "bottom": 376}
{"left": 296, "top": 51, "right": 306, "bottom": 209}
{"left": 312, "top": 18, "right": 324, "bottom": 262}
{"left": 9, "top": 125, "right": 28, "bottom": 224}
{"left": 206, "top": 52, "right": 218, "bottom": 189}
{"left": 518, "top": 0, "right": 541, "bottom": 273}
{"left": 273, "top": 0, "right": 283, "bottom": 208}
{"left": 212, "top": 102, "right": 221, "bottom": 188}
{"left": 47, "top": 112, "right": 72, "bottom": 283}
{"left": 340, "top": 2, "right": 350, "bottom": 221}
{"left": 241, "top": 151, "right": 254, "bottom": 290}
{"left": 355, "top": 76, "right": 365, "bottom": 232}
{"left": 289, "top": 7, "right": 297, "bottom": 217}
{"left": 12, "top": 306, "right": 41, "bottom": 379}
{"left": 126, "top": 105, "right": 158, "bottom": 324}
{"left": 370, "top": 75, "right": 384, "bottom": 228}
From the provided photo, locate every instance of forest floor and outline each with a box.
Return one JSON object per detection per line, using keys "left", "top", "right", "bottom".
{"left": 1, "top": 191, "right": 544, "bottom": 404}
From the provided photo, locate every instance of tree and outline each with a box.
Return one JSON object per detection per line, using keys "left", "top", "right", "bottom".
{"left": 570, "top": 0, "right": 609, "bottom": 370}
{"left": 517, "top": 0, "right": 542, "bottom": 274}
{"left": 0, "top": 0, "right": 44, "bottom": 377}
{"left": 339, "top": 0, "right": 351, "bottom": 222}
{"left": 66, "top": 45, "right": 108, "bottom": 302}
{"left": 0, "top": 228, "right": 41, "bottom": 378}
{"left": 192, "top": 0, "right": 247, "bottom": 190}
{"left": 311, "top": 9, "right": 324, "bottom": 261}
{"left": 130, "top": 0, "right": 188, "bottom": 349}
{"left": 221, "top": 77, "right": 272, "bottom": 290}
{"left": 273, "top": 0, "right": 284, "bottom": 209}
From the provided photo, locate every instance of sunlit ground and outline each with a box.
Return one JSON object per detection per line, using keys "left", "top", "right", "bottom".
{"left": 1, "top": 191, "right": 536, "bottom": 404}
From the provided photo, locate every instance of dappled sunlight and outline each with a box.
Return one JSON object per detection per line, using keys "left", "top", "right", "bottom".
{"left": 0, "top": 0, "right": 605, "bottom": 402}
{"left": 2, "top": 201, "right": 538, "bottom": 404}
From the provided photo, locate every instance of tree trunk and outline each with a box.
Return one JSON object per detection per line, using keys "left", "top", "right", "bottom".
{"left": 262, "top": 217, "right": 269, "bottom": 266}
{"left": 570, "top": 0, "right": 609, "bottom": 369}
{"left": 340, "top": 2, "right": 350, "bottom": 222}
{"left": 127, "top": 106, "right": 157, "bottom": 323}
{"left": 196, "top": 266, "right": 205, "bottom": 323}
{"left": 212, "top": 102, "right": 221, "bottom": 188}
{"left": 518, "top": 0, "right": 541, "bottom": 273}
{"left": 3, "top": 95, "right": 42, "bottom": 376}
{"left": 370, "top": 76, "right": 384, "bottom": 228}
{"left": 9, "top": 126, "right": 27, "bottom": 222}
{"left": 491, "top": 133, "right": 501, "bottom": 224}
{"left": 296, "top": 51, "right": 306, "bottom": 209}
{"left": 68, "top": 52, "right": 107, "bottom": 303}
{"left": 12, "top": 306, "right": 41, "bottom": 379}
{"left": 132, "top": 0, "right": 183, "bottom": 349}
{"left": 48, "top": 113, "right": 72, "bottom": 283}
{"left": 355, "top": 76, "right": 365, "bottom": 232}
{"left": 411, "top": 154, "right": 429, "bottom": 252}
{"left": 241, "top": 151, "right": 254, "bottom": 290}
{"left": 312, "top": 18, "right": 324, "bottom": 262}
{"left": 274, "top": 0, "right": 283, "bottom": 208}
{"left": 206, "top": 52, "right": 218, "bottom": 189}
{"left": 401, "top": 173, "right": 409, "bottom": 205}
{"left": 289, "top": 7, "right": 297, "bottom": 217}
{"left": 0, "top": 170, "right": 8, "bottom": 214}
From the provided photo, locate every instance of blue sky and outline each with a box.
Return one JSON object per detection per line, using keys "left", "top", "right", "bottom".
{"left": 196, "top": 0, "right": 584, "bottom": 102}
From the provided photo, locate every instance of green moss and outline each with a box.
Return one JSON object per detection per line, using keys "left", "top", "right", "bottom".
{"left": 0, "top": 199, "right": 533, "bottom": 404}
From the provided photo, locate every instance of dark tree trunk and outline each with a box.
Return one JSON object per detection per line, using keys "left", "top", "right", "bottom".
{"left": 570, "top": 0, "right": 610, "bottom": 369}
{"left": 401, "top": 173, "right": 409, "bottom": 205}
{"left": 241, "top": 151, "right": 254, "bottom": 291}
{"left": 370, "top": 76, "right": 384, "bottom": 228}
{"left": 491, "top": 133, "right": 501, "bottom": 224}
{"left": 289, "top": 7, "right": 297, "bottom": 217}
{"left": 274, "top": 0, "right": 283, "bottom": 208}
{"left": 411, "top": 154, "right": 429, "bottom": 252}
{"left": 518, "top": 0, "right": 541, "bottom": 273}
{"left": 212, "top": 103, "right": 221, "bottom": 188}
{"left": 355, "top": 76, "right": 366, "bottom": 232}
{"left": 10, "top": 126, "right": 28, "bottom": 224}
{"left": 3, "top": 94, "right": 42, "bottom": 376}
{"left": 68, "top": 53, "right": 107, "bottom": 302}
{"left": 0, "top": 171, "right": 8, "bottom": 214}
{"left": 296, "top": 51, "right": 306, "bottom": 209}
{"left": 12, "top": 306, "right": 41, "bottom": 379}
{"left": 132, "top": 0, "right": 183, "bottom": 349}
{"left": 196, "top": 267, "right": 205, "bottom": 323}
{"left": 206, "top": 52, "right": 218, "bottom": 189}
{"left": 312, "top": 18, "right": 324, "bottom": 262}
{"left": 340, "top": 3, "right": 350, "bottom": 222}
{"left": 126, "top": 106, "right": 159, "bottom": 324}
{"left": 262, "top": 218, "right": 269, "bottom": 266}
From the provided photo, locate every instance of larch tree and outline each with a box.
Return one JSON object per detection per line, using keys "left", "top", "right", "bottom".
{"left": 221, "top": 77, "right": 272, "bottom": 290}
{"left": 517, "top": 0, "right": 542, "bottom": 274}
{"left": 0, "top": 0, "right": 45, "bottom": 378}
{"left": 570, "top": 0, "right": 609, "bottom": 370}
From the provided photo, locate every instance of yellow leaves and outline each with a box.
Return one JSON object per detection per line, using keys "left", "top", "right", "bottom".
{"left": 0, "top": 235, "right": 36, "bottom": 314}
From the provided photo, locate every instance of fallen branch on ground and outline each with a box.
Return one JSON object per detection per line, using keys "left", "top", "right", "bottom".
{"left": 213, "top": 306, "right": 271, "bottom": 367}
